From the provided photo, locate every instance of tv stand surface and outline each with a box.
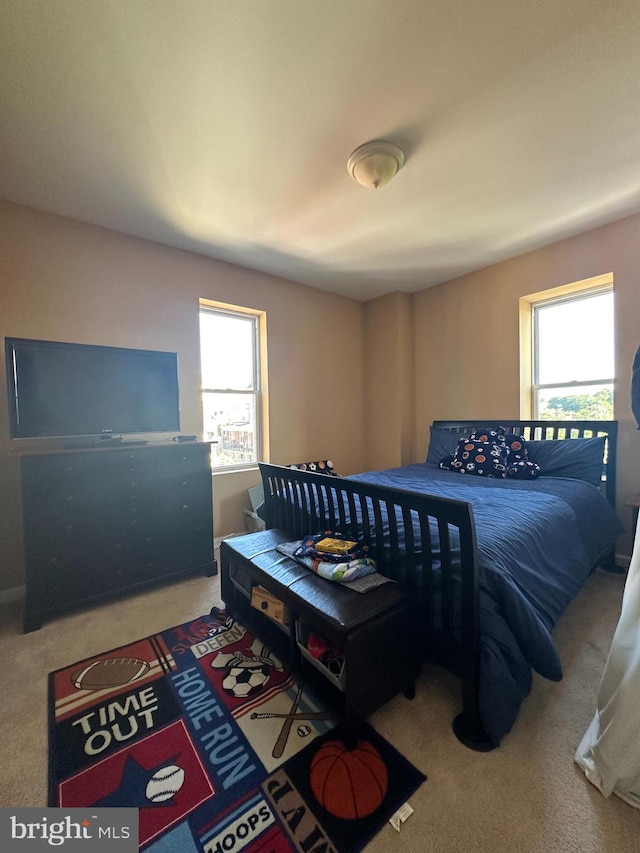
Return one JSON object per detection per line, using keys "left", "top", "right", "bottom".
{"left": 109, "top": 438, "right": 149, "bottom": 446}
{"left": 62, "top": 436, "right": 150, "bottom": 449}
{"left": 18, "top": 441, "right": 216, "bottom": 632}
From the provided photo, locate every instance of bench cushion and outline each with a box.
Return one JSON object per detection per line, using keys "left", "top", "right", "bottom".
{"left": 220, "top": 529, "right": 410, "bottom": 639}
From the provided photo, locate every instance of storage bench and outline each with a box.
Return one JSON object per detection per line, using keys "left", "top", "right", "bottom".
{"left": 219, "top": 529, "right": 420, "bottom": 731}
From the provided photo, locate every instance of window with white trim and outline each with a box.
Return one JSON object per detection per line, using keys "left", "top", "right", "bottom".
{"left": 199, "top": 303, "right": 264, "bottom": 469}
{"left": 531, "top": 285, "right": 614, "bottom": 420}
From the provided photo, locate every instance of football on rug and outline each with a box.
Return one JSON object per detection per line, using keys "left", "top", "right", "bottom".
{"left": 48, "top": 609, "right": 426, "bottom": 852}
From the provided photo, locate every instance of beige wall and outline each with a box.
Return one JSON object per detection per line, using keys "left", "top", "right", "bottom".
{"left": 363, "top": 292, "right": 415, "bottom": 470}
{"left": 411, "top": 212, "right": 640, "bottom": 555}
{"left": 0, "top": 201, "right": 366, "bottom": 591}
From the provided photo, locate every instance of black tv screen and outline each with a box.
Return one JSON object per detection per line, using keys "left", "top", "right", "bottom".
{"left": 5, "top": 337, "right": 181, "bottom": 439}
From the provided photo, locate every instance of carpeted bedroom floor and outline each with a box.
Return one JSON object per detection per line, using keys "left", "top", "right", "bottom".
{"left": 1, "top": 563, "right": 638, "bottom": 852}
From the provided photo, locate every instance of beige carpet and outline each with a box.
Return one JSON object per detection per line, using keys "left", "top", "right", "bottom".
{"left": 1, "top": 567, "right": 638, "bottom": 852}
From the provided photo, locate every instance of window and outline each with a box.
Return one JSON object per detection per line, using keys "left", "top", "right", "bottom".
{"left": 522, "top": 277, "right": 613, "bottom": 420}
{"left": 199, "top": 302, "right": 266, "bottom": 469}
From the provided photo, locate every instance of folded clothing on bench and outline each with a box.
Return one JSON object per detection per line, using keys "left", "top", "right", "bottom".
{"left": 276, "top": 539, "right": 393, "bottom": 592}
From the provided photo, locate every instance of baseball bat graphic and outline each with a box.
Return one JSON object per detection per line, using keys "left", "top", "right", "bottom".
{"left": 272, "top": 686, "right": 302, "bottom": 759}
{"left": 250, "top": 710, "right": 334, "bottom": 721}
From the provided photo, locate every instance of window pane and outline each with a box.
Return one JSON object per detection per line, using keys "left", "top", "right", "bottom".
{"left": 536, "top": 292, "right": 613, "bottom": 384}
{"left": 536, "top": 383, "right": 613, "bottom": 420}
{"left": 203, "top": 392, "right": 257, "bottom": 466}
{"left": 200, "top": 311, "right": 255, "bottom": 390}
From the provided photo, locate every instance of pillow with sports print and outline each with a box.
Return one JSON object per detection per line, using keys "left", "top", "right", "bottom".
{"left": 506, "top": 458, "right": 541, "bottom": 479}
{"left": 439, "top": 437, "right": 509, "bottom": 478}
{"left": 469, "top": 426, "right": 507, "bottom": 445}
{"left": 287, "top": 460, "right": 338, "bottom": 476}
{"left": 502, "top": 433, "right": 540, "bottom": 479}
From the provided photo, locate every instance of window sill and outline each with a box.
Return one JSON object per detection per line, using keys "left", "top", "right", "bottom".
{"left": 211, "top": 465, "right": 260, "bottom": 477}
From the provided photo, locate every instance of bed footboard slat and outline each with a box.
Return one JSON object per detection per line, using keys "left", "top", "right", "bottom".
{"left": 359, "top": 492, "right": 372, "bottom": 542}
{"left": 417, "top": 513, "right": 435, "bottom": 635}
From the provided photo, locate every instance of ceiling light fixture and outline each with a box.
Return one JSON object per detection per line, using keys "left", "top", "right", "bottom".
{"left": 347, "top": 140, "right": 405, "bottom": 189}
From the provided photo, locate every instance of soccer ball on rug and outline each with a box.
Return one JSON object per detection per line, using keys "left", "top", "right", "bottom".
{"left": 222, "top": 663, "right": 271, "bottom": 697}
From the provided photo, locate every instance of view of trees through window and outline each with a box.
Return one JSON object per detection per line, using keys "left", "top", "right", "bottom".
{"left": 534, "top": 288, "right": 614, "bottom": 420}
{"left": 542, "top": 388, "right": 613, "bottom": 420}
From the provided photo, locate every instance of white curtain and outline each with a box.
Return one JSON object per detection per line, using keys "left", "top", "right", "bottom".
{"left": 575, "top": 521, "right": 640, "bottom": 807}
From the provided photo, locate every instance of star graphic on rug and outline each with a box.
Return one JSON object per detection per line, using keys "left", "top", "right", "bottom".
{"left": 94, "top": 753, "right": 183, "bottom": 809}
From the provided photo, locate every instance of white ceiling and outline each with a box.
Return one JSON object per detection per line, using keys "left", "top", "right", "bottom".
{"left": 2, "top": 1, "right": 640, "bottom": 301}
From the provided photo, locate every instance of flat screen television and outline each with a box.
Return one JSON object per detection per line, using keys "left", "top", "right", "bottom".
{"left": 5, "top": 337, "right": 181, "bottom": 440}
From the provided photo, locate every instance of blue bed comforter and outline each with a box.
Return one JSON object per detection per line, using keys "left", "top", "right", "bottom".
{"left": 347, "top": 463, "right": 623, "bottom": 743}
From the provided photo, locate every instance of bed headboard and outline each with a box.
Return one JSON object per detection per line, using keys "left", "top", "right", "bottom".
{"left": 432, "top": 419, "right": 618, "bottom": 508}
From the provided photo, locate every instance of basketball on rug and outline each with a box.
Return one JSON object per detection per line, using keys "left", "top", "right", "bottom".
{"left": 48, "top": 608, "right": 426, "bottom": 852}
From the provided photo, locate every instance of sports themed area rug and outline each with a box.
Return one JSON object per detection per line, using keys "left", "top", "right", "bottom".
{"left": 48, "top": 608, "right": 426, "bottom": 852}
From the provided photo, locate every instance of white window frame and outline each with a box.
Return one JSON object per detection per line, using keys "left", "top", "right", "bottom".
{"left": 519, "top": 273, "right": 614, "bottom": 420}
{"left": 199, "top": 301, "right": 267, "bottom": 472}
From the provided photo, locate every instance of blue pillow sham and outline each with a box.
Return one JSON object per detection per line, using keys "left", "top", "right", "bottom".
{"left": 425, "top": 427, "right": 460, "bottom": 464}
{"left": 526, "top": 437, "right": 605, "bottom": 486}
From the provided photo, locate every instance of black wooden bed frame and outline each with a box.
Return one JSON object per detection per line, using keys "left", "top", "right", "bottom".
{"left": 258, "top": 419, "right": 618, "bottom": 751}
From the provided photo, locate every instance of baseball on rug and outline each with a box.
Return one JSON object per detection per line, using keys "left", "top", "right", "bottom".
{"left": 48, "top": 609, "right": 426, "bottom": 852}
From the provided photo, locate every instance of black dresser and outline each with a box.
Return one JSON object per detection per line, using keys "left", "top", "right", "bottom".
{"left": 18, "top": 441, "right": 216, "bottom": 632}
